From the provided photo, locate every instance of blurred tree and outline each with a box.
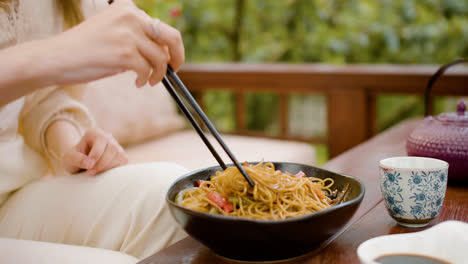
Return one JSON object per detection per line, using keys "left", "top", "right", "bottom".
{"left": 136, "top": 0, "right": 468, "bottom": 153}
{"left": 136, "top": 0, "right": 468, "bottom": 64}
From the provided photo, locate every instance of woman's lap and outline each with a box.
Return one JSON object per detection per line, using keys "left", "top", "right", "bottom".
{"left": 0, "top": 238, "right": 138, "bottom": 264}
{"left": 0, "top": 162, "right": 189, "bottom": 260}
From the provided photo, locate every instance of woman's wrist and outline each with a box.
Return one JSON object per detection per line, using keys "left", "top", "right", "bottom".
{"left": 45, "top": 119, "right": 82, "bottom": 161}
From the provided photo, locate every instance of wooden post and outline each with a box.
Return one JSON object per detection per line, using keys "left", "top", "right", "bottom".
{"left": 327, "top": 88, "right": 368, "bottom": 158}
{"left": 368, "top": 93, "right": 377, "bottom": 137}
{"left": 235, "top": 92, "right": 246, "bottom": 132}
{"left": 279, "top": 93, "right": 288, "bottom": 137}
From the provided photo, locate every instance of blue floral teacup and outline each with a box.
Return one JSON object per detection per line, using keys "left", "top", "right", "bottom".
{"left": 379, "top": 157, "right": 448, "bottom": 228}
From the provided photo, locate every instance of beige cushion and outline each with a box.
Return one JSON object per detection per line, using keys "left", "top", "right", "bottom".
{"left": 82, "top": 72, "right": 185, "bottom": 146}
{"left": 125, "top": 130, "right": 316, "bottom": 171}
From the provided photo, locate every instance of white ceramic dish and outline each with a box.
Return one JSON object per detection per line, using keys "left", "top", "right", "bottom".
{"left": 357, "top": 221, "right": 468, "bottom": 264}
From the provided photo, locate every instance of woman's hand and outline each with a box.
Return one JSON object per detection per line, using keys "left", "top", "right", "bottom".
{"left": 40, "top": 0, "right": 184, "bottom": 88}
{"left": 0, "top": 0, "right": 183, "bottom": 105}
{"left": 62, "top": 128, "right": 128, "bottom": 175}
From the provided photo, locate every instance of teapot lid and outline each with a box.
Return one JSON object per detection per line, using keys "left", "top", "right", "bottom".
{"left": 435, "top": 99, "right": 468, "bottom": 125}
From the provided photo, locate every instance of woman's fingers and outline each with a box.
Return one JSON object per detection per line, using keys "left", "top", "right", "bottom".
{"left": 127, "top": 49, "right": 153, "bottom": 88}
{"left": 136, "top": 36, "right": 170, "bottom": 86}
{"left": 62, "top": 135, "right": 94, "bottom": 173}
{"left": 62, "top": 129, "right": 128, "bottom": 175}
{"left": 155, "top": 21, "right": 184, "bottom": 71}
{"left": 62, "top": 149, "right": 95, "bottom": 170}
{"left": 86, "top": 133, "right": 108, "bottom": 171}
{"left": 86, "top": 132, "right": 128, "bottom": 176}
{"left": 140, "top": 16, "right": 185, "bottom": 72}
{"left": 117, "top": 152, "right": 129, "bottom": 166}
{"left": 118, "top": 3, "right": 174, "bottom": 85}
{"left": 88, "top": 144, "right": 117, "bottom": 176}
{"left": 92, "top": 145, "right": 128, "bottom": 176}
{"left": 75, "top": 134, "right": 90, "bottom": 154}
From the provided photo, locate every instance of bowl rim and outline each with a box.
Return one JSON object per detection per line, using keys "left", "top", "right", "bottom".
{"left": 166, "top": 161, "right": 366, "bottom": 224}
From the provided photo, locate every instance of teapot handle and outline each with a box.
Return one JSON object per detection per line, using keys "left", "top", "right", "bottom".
{"left": 425, "top": 59, "right": 468, "bottom": 116}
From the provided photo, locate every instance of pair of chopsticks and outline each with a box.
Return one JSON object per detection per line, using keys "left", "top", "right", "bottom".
{"left": 163, "top": 67, "right": 255, "bottom": 187}
{"left": 107, "top": 0, "right": 254, "bottom": 187}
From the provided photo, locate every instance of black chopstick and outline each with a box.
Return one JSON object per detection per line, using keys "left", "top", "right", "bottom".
{"left": 165, "top": 66, "right": 255, "bottom": 187}
{"left": 162, "top": 77, "right": 227, "bottom": 170}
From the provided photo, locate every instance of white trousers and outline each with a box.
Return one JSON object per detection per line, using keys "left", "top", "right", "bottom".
{"left": 0, "top": 162, "right": 189, "bottom": 263}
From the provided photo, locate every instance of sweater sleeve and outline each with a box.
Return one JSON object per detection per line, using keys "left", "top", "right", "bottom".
{"left": 20, "top": 86, "right": 96, "bottom": 174}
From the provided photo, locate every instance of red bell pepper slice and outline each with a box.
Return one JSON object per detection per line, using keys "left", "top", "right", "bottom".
{"left": 207, "top": 192, "right": 233, "bottom": 213}
{"left": 223, "top": 202, "right": 233, "bottom": 212}
{"left": 196, "top": 180, "right": 204, "bottom": 186}
{"left": 295, "top": 171, "right": 306, "bottom": 177}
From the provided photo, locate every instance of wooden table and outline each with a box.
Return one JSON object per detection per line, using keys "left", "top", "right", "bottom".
{"left": 140, "top": 119, "right": 468, "bottom": 264}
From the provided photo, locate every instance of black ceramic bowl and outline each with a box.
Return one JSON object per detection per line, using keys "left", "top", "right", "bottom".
{"left": 166, "top": 162, "right": 365, "bottom": 262}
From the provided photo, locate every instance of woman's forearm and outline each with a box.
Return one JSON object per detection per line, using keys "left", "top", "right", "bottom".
{"left": 0, "top": 39, "right": 59, "bottom": 106}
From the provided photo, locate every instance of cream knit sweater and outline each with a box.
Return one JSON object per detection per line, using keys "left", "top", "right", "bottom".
{"left": 0, "top": 0, "right": 104, "bottom": 205}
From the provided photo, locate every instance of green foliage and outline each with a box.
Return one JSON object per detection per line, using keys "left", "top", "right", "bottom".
{"left": 246, "top": 92, "right": 279, "bottom": 134}
{"left": 377, "top": 95, "right": 424, "bottom": 132}
{"left": 202, "top": 90, "right": 235, "bottom": 131}
{"left": 313, "top": 144, "right": 329, "bottom": 166}
{"left": 136, "top": 0, "right": 468, "bottom": 161}
{"left": 137, "top": 0, "right": 468, "bottom": 64}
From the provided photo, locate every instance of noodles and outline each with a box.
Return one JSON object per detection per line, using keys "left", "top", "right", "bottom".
{"left": 176, "top": 162, "right": 340, "bottom": 220}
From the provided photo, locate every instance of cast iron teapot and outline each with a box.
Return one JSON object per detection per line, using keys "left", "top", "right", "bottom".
{"left": 406, "top": 59, "right": 468, "bottom": 183}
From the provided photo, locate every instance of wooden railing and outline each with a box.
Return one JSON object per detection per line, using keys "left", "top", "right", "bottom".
{"left": 178, "top": 64, "right": 468, "bottom": 158}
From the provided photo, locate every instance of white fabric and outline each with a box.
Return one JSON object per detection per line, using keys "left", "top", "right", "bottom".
{"left": 0, "top": 162, "right": 189, "bottom": 261}
{"left": 0, "top": 136, "right": 47, "bottom": 206}
{"left": 0, "top": 97, "right": 47, "bottom": 206}
{"left": 0, "top": 98, "right": 24, "bottom": 142}
{"left": 0, "top": 238, "right": 138, "bottom": 264}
